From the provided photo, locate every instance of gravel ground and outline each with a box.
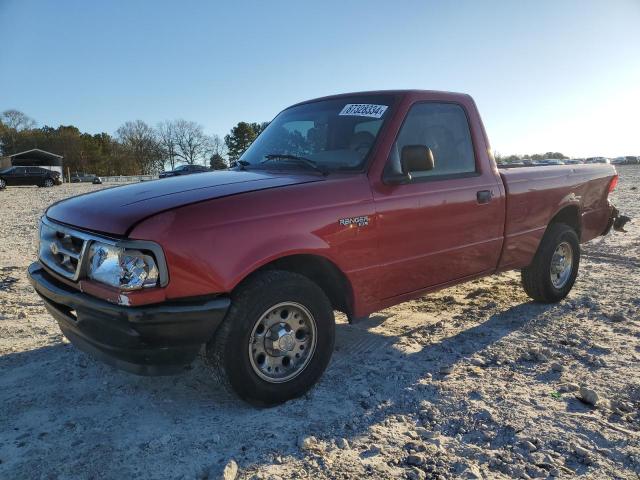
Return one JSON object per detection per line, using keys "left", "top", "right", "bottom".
{"left": 0, "top": 167, "right": 638, "bottom": 480}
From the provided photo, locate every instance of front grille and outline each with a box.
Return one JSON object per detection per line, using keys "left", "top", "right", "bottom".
{"left": 39, "top": 218, "right": 92, "bottom": 281}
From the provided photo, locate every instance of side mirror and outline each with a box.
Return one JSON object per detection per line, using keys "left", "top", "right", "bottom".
{"left": 384, "top": 145, "right": 435, "bottom": 185}
{"left": 401, "top": 145, "right": 434, "bottom": 174}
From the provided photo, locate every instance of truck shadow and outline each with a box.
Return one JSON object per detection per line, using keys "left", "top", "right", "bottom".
{"left": 0, "top": 299, "right": 577, "bottom": 478}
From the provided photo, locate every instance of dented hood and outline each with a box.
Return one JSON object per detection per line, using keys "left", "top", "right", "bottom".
{"left": 46, "top": 170, "right": 322, "bottom": 236}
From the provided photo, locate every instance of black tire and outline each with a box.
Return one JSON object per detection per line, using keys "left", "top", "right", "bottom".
{"left": 44, "top": 178, "right": 54, "bottom": 188}
{"left": 0, "top": 178, "right": 6, "bottom": 190}
{"left": 521, "top": 223, "right": 580, "bottom": 303}
{"left": 203, "top": 270, "right": 335, "bottom": 406}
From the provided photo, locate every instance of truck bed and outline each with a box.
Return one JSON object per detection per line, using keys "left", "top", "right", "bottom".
{"left": 498, "top": 163, "right": 616, "bottom": 270}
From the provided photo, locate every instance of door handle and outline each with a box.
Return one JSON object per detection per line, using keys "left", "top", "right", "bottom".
{"left": 477, "top": 190, "right": 492, "bottom": 204}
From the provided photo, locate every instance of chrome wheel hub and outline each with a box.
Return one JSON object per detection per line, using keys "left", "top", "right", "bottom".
{"left": 266, "top": 324, "right": 296, "bottom": 354}
{"left": 249, "top": 302, "right": 317, "bottom": 383}
{"left": 550, "top": 241, "right": 573, "bottom": 288}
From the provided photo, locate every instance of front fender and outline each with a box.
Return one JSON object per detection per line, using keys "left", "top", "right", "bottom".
{"left": 227, "top": 233, "right": 336, "bottom": 289}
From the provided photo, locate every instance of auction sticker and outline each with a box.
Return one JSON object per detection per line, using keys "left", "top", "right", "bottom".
{"left": 339, "top": 104, "right": 388, "bottom": 118}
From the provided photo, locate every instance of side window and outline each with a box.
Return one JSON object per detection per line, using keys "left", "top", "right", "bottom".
{"left": 28, "top": 167, "right": 42, "bottom": 174}
{"left": 14, "top": 167, "right": 27, "bottom": 174}
{"left": 389, "top": 103, "right": 476, "bottom": 179}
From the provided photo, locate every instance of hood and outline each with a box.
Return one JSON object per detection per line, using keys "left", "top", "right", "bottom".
{"left": 47, "top": 170, "right": 323, "bottom": 236}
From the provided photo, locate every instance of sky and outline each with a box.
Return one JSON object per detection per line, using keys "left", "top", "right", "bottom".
{"left": 1, "top": 0, "right": 639, "bottom": 158}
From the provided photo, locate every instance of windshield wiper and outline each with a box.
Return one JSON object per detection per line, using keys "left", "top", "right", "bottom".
{"left": 261, "top": 154, "right": 328, "bottom": 175}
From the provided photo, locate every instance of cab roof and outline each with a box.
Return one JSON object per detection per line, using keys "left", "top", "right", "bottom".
{"left": 289, "top": 90, "right": 473, "bottom": 108}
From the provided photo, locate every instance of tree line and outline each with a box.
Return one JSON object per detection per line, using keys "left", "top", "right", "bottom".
{"left": 0, "top": 109, "right": 267, "bottom": 175}
{"left": 1, "top": 109, "right": 573, "bottom": 173}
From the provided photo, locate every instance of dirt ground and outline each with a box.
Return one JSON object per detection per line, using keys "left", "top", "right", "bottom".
{"left": 0, "top": 167, "right": 638, "bottom": 480}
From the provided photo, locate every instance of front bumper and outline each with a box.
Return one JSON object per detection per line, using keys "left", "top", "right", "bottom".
{"left": 28, "top": 262, "right": 230, "bottom": 375}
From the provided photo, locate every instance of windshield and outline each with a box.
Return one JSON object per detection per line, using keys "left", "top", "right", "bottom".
{"left": 238, "top": 95, "right": 395, "bottom": 172}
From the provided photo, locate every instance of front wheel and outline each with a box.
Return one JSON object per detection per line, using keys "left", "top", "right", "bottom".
{"left": 44, "top": 178, "right": 54, "bottom": 187}
{"left": 521, "top": 223, "right": 580, "bottom": 303}
{"left": 203, "top": 270, "right": 335, "bottom": 406}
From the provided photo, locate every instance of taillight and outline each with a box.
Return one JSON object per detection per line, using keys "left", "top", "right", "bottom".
{"left": 608, "top": 175, "right": 618, "bottom": 193}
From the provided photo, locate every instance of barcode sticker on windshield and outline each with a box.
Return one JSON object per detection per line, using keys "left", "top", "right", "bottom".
{"left": 339, "top": 104, "right": 388, "bottom": 118}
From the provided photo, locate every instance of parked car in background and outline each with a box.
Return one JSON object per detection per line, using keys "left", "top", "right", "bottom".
{"left": 565, "top": 159, "right": 584, "bottom": 165}
{"left": 533, "top": 159, "right": 564, "bottom": 166}
{"left": 497, "top": 161, "right": 526, "bottom": 168}
{"left": 71, "top": 172, "right": 101, "bottom": 183}
{"left": 586, "top": 157, "right": 611, "bottom": 164}
{"left": 0, "top": 166, "right": 61, "bottom": 189}
{"left": 615, "top": 156, "right": 640, "bottom": 165}
{"left": 159, "top": 164, "right": 210, "bottom": 178}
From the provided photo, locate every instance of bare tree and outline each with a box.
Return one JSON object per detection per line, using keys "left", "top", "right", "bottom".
{"left": 208, "top": 134, "right": 228, "bottom": 169}
{"left": 1, "top": 109, "right": 36, "bottom": 131}
{"left": 0, "top": 110, "right": 36, "bottom": 154}
{"left": 173, "top": 119, "right": 211, "bottom": 165}
{"left": 116, "top": 120, "right": 161, "bottom": 174}
{"left": 156, "top": 121, "right": 178, "bottom": 171}
{"left": 210, "top": 133, "right": 226, "bottom": 157}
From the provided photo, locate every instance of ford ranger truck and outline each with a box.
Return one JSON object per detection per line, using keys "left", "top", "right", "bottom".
{"left": 28, "top": 90, "right": 625, "bottom": 405}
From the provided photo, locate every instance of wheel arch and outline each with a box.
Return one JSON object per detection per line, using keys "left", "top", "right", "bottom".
{"left": 233, "top": 253, "right": 355, "bottom": 318}
{"left": 547, "top": 204, "right": 581, "bottom": 240}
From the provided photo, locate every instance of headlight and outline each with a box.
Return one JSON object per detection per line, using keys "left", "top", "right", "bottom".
{"left": 87, "top": 242, "right": 159, "bottom": 290}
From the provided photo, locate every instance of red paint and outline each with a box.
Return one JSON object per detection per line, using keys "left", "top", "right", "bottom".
{"left": 46, "top": 90, "right": 617, "bottom": 317}
{"left": 46, "top": 170, "right": 323, "bottom": 236}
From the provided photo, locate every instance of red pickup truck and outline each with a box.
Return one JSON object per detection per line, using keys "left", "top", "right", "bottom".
{"left": 28, "top": 90, "right": 623, "bottom": 405}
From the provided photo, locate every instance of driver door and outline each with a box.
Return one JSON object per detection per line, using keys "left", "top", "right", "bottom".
{"left": 12, "top": 167, "right": 29, "bottom": 186}
{"left": 372, "top": 102, "right": 504, "bottom": 299}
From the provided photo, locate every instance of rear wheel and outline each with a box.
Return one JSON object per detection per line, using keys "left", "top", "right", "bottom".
{"left": 0, "top": 178, "right": 5, "bottom": 190}
{"left": 203, "top": 270, "right": 335, "bottom": 406}
{"left": 521, "top": 223, "right": 580, "bottom": 303}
